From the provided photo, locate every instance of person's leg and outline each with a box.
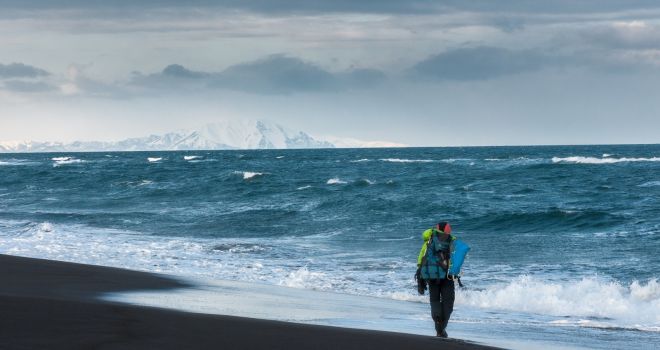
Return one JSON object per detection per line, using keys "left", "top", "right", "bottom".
{"left": 438, "top": 278, "right": 455, "bottom": 335}
{"left": 427, "top": 280, "right": 443, "bottom": 336}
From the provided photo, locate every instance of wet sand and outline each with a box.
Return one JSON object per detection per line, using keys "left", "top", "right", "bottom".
{"left": 0, "top": 254, "right": 502, "bottom": 349}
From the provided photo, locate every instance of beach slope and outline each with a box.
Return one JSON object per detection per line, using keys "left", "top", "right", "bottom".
{"left": 0, "top": 254, "right": 501, "bottom": 350}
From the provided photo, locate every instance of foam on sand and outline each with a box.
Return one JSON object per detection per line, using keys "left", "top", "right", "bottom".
{"left": 103, "top": 276, "right": 433, "bottom": 336}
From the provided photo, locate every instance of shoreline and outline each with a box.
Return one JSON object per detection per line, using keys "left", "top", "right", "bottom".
{"left": 0, "top": 254, "right": 502, "bottom": 349}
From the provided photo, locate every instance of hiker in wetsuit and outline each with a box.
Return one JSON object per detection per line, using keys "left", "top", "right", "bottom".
{"left": 415, "top": 222, "right": 455, "bottom": 338}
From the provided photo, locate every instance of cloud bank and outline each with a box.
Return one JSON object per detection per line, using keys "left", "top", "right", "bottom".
{"left": 0, "top": 63, "right": 49, "bottom": 79}
{"left": 132, "top": 55, "right": 386, "bottom": 95}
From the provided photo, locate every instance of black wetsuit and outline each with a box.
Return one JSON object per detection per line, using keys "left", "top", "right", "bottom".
{"left": 427, "top": 278, "right": 455, "bottom": 335}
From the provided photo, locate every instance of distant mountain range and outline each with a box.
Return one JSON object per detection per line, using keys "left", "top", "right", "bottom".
{"left": 0, "top": 120, "right": 404, "bottom": 152}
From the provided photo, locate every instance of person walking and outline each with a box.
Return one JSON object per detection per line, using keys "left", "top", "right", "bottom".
{"left": 415, "top": 222, "right": 456, "bottom": 338}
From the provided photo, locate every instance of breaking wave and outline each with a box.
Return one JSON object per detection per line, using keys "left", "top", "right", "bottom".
{"left": 458, "top": 275, "right": 660, "bottom": 332}
{"left": 327, "top": 178, "right": 348, "bottom": 185}
{"left": 235, "top": 171, "right": 264, "bottom": 180}
{"left": 52, "top": 157, "right": 83, "bottom": 166}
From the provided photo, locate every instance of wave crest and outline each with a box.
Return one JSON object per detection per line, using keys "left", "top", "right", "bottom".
{"left": 52, "top": 157, "right": 84, "bottom": 166}
{"left": 552, "top": 156, "right": 660, "bottom": 164}
{"left": 235, "top": 171, "right": 264, "bottom": 180}
{"left": 327, "top": 178, "right": 347, "bottom": 185}
{"left": 459, "top": 275, "right": 660, "bottom": 332}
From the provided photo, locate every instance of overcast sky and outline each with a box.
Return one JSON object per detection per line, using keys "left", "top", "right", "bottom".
{"left": 1, "top": 0, "right": 659, "bottom": 146}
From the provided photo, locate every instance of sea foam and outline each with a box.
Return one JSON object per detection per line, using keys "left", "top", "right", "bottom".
{"left": 552, "top": 156, "right": 660, "bottom": 164}
{"left": 235, "top": 171, "right": 264, "bottom": 180}
{"left": 458, "top": 275, "right": 660, "bottom": 332}
{"left": 52, "top": 157, "right": 83, "bottom": 166}
{"left": 327, "top": 178, "right": 347, "bottom": 185}
{"left": 639, "top": 181, "right": 660, "bottom": 187}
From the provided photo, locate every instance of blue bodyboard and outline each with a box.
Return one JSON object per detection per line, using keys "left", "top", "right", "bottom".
{"left": 448, "top": 239, "right": 470, "bottom": 276}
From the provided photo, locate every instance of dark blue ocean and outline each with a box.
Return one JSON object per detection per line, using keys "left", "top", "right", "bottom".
{"left": 1, "top": 145, "right": 659, "bottom": 349}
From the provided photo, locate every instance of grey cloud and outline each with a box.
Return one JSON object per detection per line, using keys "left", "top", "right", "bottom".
{"left": 3, "top": 0, "right": 660, "bottom": 15}
{"left": 0, "top": 1, "right": 440, "bottom": 15}
{"left": 133, "top": 55, "right": 386, "bottom": 94}
{"left": 0, "top": 63, "right": 49, "bottom": 78}
{"left": 2, "top": 80, "right": 56, "bottom": 93}
{"left": 337, "top": 69, "right": 387, "bottom": 88}
{"left": 162, "top": 64, "right": 209, "bottom": 79}
{"left": 487, "top": 17, "right": 526, "bottom": 33}
{"left": 578, "top": 22, "right": 660, "bottom": 50}
{"left": 409, "top": 46, "right": 548, "bottom": 81}
{"left": 216, "top": 55, "right": 338, "bottom": 94}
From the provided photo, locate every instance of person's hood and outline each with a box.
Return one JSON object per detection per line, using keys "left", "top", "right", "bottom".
{"left": 422, "top": 228, "right": 433, "bottom": 242}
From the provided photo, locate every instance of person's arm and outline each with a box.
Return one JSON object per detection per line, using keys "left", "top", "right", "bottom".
{"left": 417, "top": 228, "right": 433, "bottom": 266}
{"left": 417, "top": 242, "right": 427, "bottom": 267}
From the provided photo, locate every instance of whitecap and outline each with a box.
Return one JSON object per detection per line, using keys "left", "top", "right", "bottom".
{"left": 52, "top": 157, "right": 83, "bottom": 166}
{"left": 350, "top": 159, "right": 371, "bottom": 163}
{"left": 276, "top": 156, "right": 285, "bottom": 159}
{"left": 639, "top": 181, "right": 660, "bottom": 187}
{"left": 184, "top": 155, "right": 202, "bottom": 161}
{"left": 147, "top": 157, "right": 162, "bottom": 163}
{"left": 552, "top": 156, "right": 660, "bottom": 164}
{"left": 0, "top": 160, "right": 30, "bottom": 166}
{"left": 327, "top": 178, "right": 347, "bottom": 185}
{"left": 297, "top": 185, "right": 312, "bottom": 190}
{"left": 234, "top": 171, "right": 264, "bottom": 180}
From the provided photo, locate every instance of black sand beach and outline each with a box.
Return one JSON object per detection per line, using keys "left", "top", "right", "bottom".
{"left": 0, "top": 254, "right": 502, "bottom": 349}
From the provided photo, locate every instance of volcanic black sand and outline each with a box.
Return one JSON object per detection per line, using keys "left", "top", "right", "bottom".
{"left": 0, "top": 254, "right": 503, "bottom": 349}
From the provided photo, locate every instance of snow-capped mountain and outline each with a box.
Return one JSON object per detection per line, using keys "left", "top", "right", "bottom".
{"left": 0, "top": 120, "right": 335, "bottom": 152}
